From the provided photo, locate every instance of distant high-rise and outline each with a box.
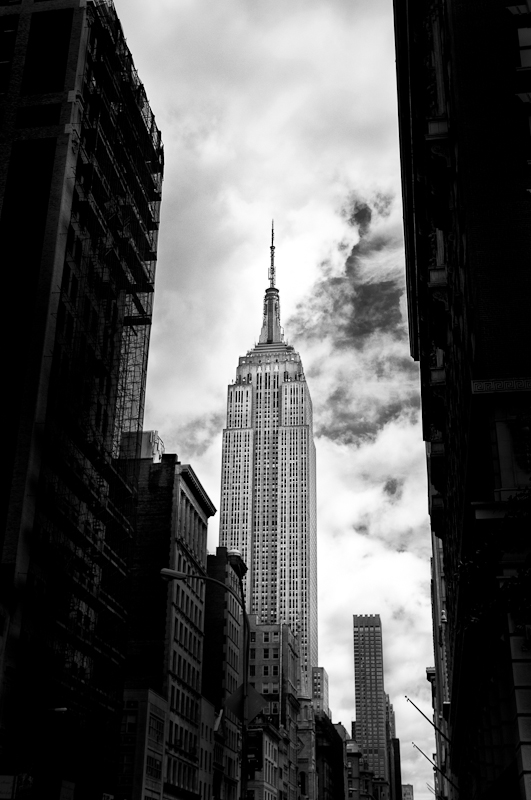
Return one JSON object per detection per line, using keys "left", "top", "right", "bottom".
{"left": 312, "top": 666, "right": 330, "bottom": 718}
{"left": 219, "top": 231, "right": 318, "bottom": 682}
{"left": 0, "top": 1, "right": 163, "bottom": 794}
{"left": 353, "top": 615, "right": 389, "bottom": 786}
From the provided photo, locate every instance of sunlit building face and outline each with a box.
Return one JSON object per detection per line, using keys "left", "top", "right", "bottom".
{"left": 219, "top": 265, "right": 318, "bottom": 684}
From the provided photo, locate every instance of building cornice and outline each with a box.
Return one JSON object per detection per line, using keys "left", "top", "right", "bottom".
{"left": 177, "top": 464, "right": 217, "bottom": 517}
{"left": 471, "top": 377, "right": 531, "bottom": 394}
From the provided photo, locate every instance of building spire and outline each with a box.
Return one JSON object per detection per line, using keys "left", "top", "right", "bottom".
{"left": 258, "top": 221, "right": 283, "bottom": 345}
{"left": 269, "top": 220, "right": 275, "bottom": 288}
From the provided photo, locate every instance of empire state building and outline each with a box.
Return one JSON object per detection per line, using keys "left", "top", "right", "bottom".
{"left": 219, "top": 232, "right": 318, "bottom": 681}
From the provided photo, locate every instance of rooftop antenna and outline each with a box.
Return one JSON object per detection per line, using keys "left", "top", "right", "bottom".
{"left": 269, "top": 220, "right": 275, "bottom": 288}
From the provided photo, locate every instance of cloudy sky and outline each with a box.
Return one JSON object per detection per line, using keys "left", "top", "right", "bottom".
{"left": 115, "top": 0, "right": 436, "bottom": 794}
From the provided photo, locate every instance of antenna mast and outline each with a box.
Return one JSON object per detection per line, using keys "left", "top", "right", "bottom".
{"left": 269, "top": 220, "right": 275, "bottom": 288}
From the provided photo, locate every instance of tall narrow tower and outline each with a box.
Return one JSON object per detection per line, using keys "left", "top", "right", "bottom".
{"left": 353, "top": 614, "right": 389, "bottom": 785}
{"left": 219, "top": 230, "right": 318, "bottom": 683}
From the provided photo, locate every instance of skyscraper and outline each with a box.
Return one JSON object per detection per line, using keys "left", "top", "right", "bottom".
{"left": 219, "top": 231, "right": 318, "bottom": 684}
{"left": 353, "top": 615, "right": 389, "bottom": 789}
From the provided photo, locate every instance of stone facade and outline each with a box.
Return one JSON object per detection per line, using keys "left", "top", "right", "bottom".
{"left": 393, "top": 0, "right": 531, "bottom": 796}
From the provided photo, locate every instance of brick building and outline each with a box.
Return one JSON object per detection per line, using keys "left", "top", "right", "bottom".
{"left": 118, "top": 450, "right": 215, "bottom": 800}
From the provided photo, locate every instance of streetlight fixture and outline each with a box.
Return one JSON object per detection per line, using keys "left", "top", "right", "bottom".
{"left": 160, "top": 552, "right": 250, "bottom": 800}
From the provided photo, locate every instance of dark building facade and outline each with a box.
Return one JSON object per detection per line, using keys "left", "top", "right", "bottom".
{"left": 118, "top": 451, "right": 215, "bottom": 800}
{"left": 247, "top": 617, "right": 300, "bottom": 800}
{"left": 393, "top": 0, "right": 531, "bottom": 797}
{"left": 346, "top": 739, "right": 364, "bottom": 800}
{"left": 312, "top": 667, "right": 330, "bottom": 718}
{"left": 387, "top": 739, "right": 402, "bottom": 800}
{"left": 202, "top": 547, "right": 245, "bottom": 800}
{"left": 314, "top": 714, "right": 347, "bottom": 800}
{"left": 297, "top": 694, "right": 318, "bottom": 800}
{"left": 0, "top": 1, "right": 163, "bottom": 796}
{"left": 384, "top": 698, "right": 402, "bottom": 800}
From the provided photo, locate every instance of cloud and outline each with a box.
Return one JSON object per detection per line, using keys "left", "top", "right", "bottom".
{"left": 285, "top": 192, "right": 419, "bottom": 446}
{"left": 162, "top": 412, "right": 226, "bottom": 460}
{"left": 289, "top": 191, "right": 405, "bottom": 347}
{"left": 344, "top": 197, "right": 372, "bottom": 235}
{"left": 116, "top": 1, "right": 436, "bottom": 795}
{"left": 383, "top": 477, "right": 404, "bottom": 500}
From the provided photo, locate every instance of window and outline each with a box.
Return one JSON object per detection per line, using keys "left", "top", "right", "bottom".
{"left": 148, "top": 714, "right": 164, "bottom": 744}
{"left": 518, "top": 27, "right": 531, "bottom": 68}
{"left": 121, "top": 712, "right": 136, "bottom": 734}
{"left": 263, "top": 649, "right": 269, "bottom": 659}
{"left": 146, "top": 756, "right": 162, "bottom": 780}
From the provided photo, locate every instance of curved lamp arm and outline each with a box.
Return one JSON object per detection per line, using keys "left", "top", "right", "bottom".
{"left": 160, "top": 567, "right": 245, "bottom": 611}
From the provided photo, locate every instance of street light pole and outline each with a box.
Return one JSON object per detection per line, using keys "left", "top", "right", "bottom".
{"left": 160, "top": 557, "right": 250, "bottom": 800}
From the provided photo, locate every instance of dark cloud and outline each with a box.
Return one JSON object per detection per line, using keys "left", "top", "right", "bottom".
{"left": 165, "top": 412, "right": 225, "bottom": 459}
{"left": 393, "top": 529, "right": 416, "bottom": 554}
{"left": 352, "top": 517, "right": 420, "bottom": 557}
{"left": 383, "top": 478, "right": 403, "bottom": 498}
{"left": 342, "top": 191, "right": 394, "bottom": 234}
{"left": 345, "top": 230, "right": 401, "bottom": 274}
{"left": 315, "top": 397, "right": 420, "bottom": 445}
{"left": 289, "top": 194, "right": 405, "bottom": 352}
{"left": 373, "top": 192, "right": 394, "bottom": 218}
{"left": 338, "top": 279, "right": 403, "bottom": 346}
{"left": 288, "top": 265, "right": 406, "bottom": 350}
{"left": 345, "top": 199, "right": 372, "bottom": 236}
{"left": 286, "top": 191, "right": 419, "bottom": 446}
{"left": 391, "top": 606, "right": 408, "bottom": 621}
{"left": 391, "top": 606, "right": 418, "bottom": 626}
